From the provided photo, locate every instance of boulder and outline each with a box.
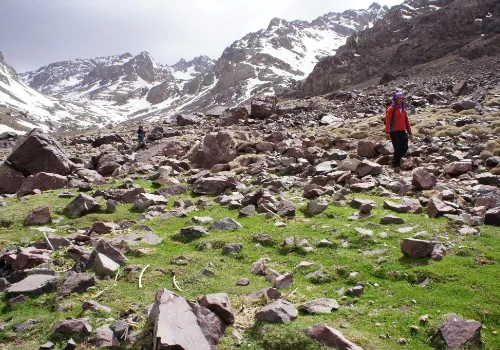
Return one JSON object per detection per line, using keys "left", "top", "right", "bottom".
{"left": 176, "top": 114, "right": 201, "bottom": 126}
{"left": 57, "top": 273, "right": 95, "bottom": 299}
{"left": 484, "top": 207, "right": 500, "bottom": 226}
{"left": 412, "top": 167, "right": 437, "bottom": 190}
{"left": 274, "top": 272, "right": 294, "bottom": 289}
{"left": 24, "top": 205, "right": 52, "bottom": 226}
{"left": 91, "top": 134, "right": 125, "bottom": 147}
{"left": 17, "top": 172, "right": 68, "bottom": 197}
{"left": 90, "top": 221, "right": 120, "bottom": 234}
{"left": 299, "top": 299, "right": 339, "bottom": 314}
{"left": 401, "top": 238, "right": 446, "bottom": 261}
{"left": 7, "top": 128, "right": 73, "bottom": 176}
{"left": 251, "top": 95, "right": 277, "bottom": 119}
{"left": 305, "top": 324, "right": 364, "bottom": 350}
{"left": 0, "top": 162, "right": 25, "bottom": 194}
{"left": 91, "top": 239, "right": 127, "bottom": 265}
{"left": 246, "top": 287, "right": 281, "bottom": 300}
{"left": 277, "top": 200, "right": 296, "bottom": 217}
{"left": 12, "top": 247, "right": 51, "bottom": 270}
{"left": 198, "top": 293, "right": 234, "bottom": 325}
{"left": 444, "top": 161, "right": 472, "bottom": 176}
{"left": 93, "top": 253, "right": 120, "bottom": 276}
{"left": 219, "top": 107, "right": 248, "bottom": 126}
{"left": 6, "top": 275, "right": 60, "bottom": 297}
{"left": 209, "top": 218, "right": 243, "bottom": 230}
{"left": 180, "top": 226, "right": 209, "bottom": 241}
{"left": 307, "top": 198, "right": 328, "bottom": 215}
{"left": 94, "top": 324, "right": 120, "bottom": 348}
{"left": 238, "top": 204, "right": 256, "bottom": 217}
{"left": 439, "top": 314, "right": 482, "bottom": 349}
{"left": 250, "top": 258, "right": 267, "bottom": 276}
{"left": 188, "top": 131, "right": 238, "bottom": 169}
{"left": 380, "top": 215, "right": 405, "bottom": 224}
{"left": 255, "top": 300, "right": 298, "bottom": 323}
{"left": 357, "top": 141, "right": 378, "bottom": 158}
{"left": 428, "top": 197, "right": 455, "bottom": 218}
{"left": 53, "top": 318, "right": 92, "bottom": 336}
{"left": 357, "top": 160, "right": 382, "bottom": 177}
{"left": 150, "top": 289, "right": 224, "bottom": 350}
{"left": 65, "top": 194, "right": 101, "bottom": 218}
{"left": 192, "top": 176, "right": 236, "bottom": 196}
{"left": 133, "top": 193, "right": 168, "bottom": 211}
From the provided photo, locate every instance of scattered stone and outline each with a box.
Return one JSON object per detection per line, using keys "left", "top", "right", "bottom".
{"left": 247, "top": 287, "right": 281, "bottom": 300}
{"left": 24, "top": 205, "right": 52, "bottom": 226}
{"left": 111, "top": 320, "right": 128, "bottom": 339}
{"left": 307, "top": 198, "right": 328, "bottom": 215}
{"left": 485, "top": 207, "right": 500, "bottom": 226}
{"left": 250, "top": 258, "right": 267, "bottom": 276}
{"left": 65, "top": 194, "right": 101, "bottom": 218}
{"left": 209, "top": 217, "right": 243, "bottom": 230}
{"left": 380, "top": 215, "right": 405, "bottom": 224}
{"left": 14, "top": 319, "right": 40, "bottom": 333}
{"left": 277, "top": 200, "right": 296, "bottom": 217}
{"left": 53, "top": 318, "right": 92, "bottom": 336}
{"left": 439, "top": 314, "right": 482, "bottom": 350}
{"left": 57, "top": 273, "right": 95, "bottom": 299}
{"left": 299, "top": 299, "right": 339, "bottom": 314}
{"left": 305, "top": 324, "right": 364, "bottom": 350}
{"left": 275, "top": 272, "right": 294, "bottom": 289}
{"left": 255, "top": 300, "right": 298, "bottom": 323}
{"left": 93, "top": 253, "right": 120, "bottom": 276}
{"left": 8, "top": 294, "right": 27, "bottom": 307}
{"left": 412, "top": 167, "right": 437, "bottom": 190}
{"left": 347, "top": 285, "right": 364, "bottom": 296}
{"left": 237, "top": 278, "right": 249, "bottom": 286}
{"left": 401, "top": 238, "right": 446, "bottom": 261}
{"left": 39, "top": 341, "right": 55, "bottom": 350}
{"left": 82, "top": 300, "right": 111, "bottom": 313}
{"left": 180, "top": 226, "right": 209, "bottom": 240}
{"left": 198, "top": 293, "right": 235, "bottom": 325}
{"left": 428, "top": 196, "right": 456, "bottom": 218}
{"left": 222, "top": 243, "right": 243, "bottom": 255}
{"left": 94, "top": 324, "right": 120, "bottom": 348}
{"left": 238, "top": 204, "right": 256, "bottom": 217}
{"left": 6, "top": 274, "right": 60, "bottom": 297}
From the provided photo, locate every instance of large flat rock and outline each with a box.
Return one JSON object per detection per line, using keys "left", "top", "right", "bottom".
{"left": 6, "top": 274, "right": 60, "bottom": 296}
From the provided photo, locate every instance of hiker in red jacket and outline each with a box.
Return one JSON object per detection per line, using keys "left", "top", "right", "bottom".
{"left": 385, "top": 92, "right": 413, "bottom": 169}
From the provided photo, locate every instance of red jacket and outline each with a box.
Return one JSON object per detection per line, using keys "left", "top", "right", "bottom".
{"left": 385, "top": 106, "right": 412, "bottom": 134}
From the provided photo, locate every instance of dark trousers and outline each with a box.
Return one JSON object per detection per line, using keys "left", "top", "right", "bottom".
{"left": 390, "top": 131, "right": 409, "bottom": 167}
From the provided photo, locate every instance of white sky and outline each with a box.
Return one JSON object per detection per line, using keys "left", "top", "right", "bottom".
{"left": 1, "top": 0, "right": 403, "bottom": 73}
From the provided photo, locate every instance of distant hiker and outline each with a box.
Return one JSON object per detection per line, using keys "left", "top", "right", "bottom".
{"left": 137, "top": 125, "right": 146, "bottom": 149}
{"left": 385, "top": 92, "right": 413, "bottom": 169}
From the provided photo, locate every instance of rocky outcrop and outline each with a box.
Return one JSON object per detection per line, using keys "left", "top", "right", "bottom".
{"left": 303, "top": 0, "right": 500, "bottom": 96}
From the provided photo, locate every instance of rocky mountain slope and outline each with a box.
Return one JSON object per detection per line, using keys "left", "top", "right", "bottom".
{"left": 0, "top": 52, "right": 132, "bottom": 134}
{"left": 18, "top": 3, "right": 387, "bottom": 123}
{"left": 303, "top": 0, "right": 500, "bottom": 95}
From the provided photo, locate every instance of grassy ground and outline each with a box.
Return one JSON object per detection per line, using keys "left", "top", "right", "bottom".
{"left": 0, "top": 180, "right": 499, "bottom": 349}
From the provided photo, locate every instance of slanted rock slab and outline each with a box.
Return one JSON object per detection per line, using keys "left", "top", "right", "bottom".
{"left": 150, "top": 288, "right": 224, "bottom": 350}
{"left": 305, "top": 324, "right": 364, "bottom": 350}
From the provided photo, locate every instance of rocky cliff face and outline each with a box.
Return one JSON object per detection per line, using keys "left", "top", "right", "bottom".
{"left": 303, "top": 0, "right": 500, "bottom": 96}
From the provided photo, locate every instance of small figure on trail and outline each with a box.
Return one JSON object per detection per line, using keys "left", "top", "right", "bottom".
{"left": 385, "top": 92, "right": 413, "bottom": 169}
{"left": 137, "top": 125, "right": 146, "bottom": 149}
